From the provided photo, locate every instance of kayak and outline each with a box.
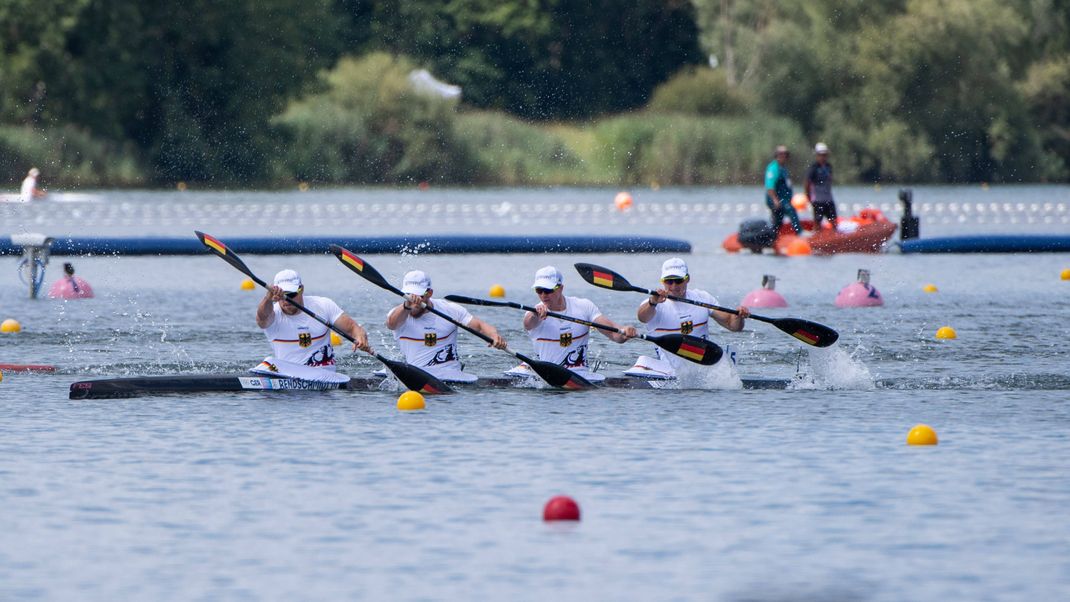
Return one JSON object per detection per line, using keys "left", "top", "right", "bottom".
{"left": 69, "top": 373, "right": 794, "bottom": 399}
{"left": 724, "top": 209, "right": 898, "bottom": 255}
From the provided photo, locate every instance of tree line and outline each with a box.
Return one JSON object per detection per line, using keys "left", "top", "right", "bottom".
{"left": 1, "top": 0, "right": 1067, "bottom": 187}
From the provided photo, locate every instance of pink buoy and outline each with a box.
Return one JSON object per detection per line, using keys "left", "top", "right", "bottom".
{"left": 835, "top": 269, "right": 882, "bottom": 307}
{"left": 47, "top": 263, "right": 94, "bottom": 299}
{"left": 741, "top": 274, "right": 788, "bottom": 308}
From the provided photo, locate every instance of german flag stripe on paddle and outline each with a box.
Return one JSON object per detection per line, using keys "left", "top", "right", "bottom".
{"left": 339, "top": 250, "right": 364, "bottom": 272}
{"left": 592, "top": 270, "right": 614, "bottom": 287}
{"left": 792, "top": 329, "right": 819, "bottom": 345}
{"left": 202, "top": 234, "right": 227, "bottom": 255}
{"left": 678, "top": 342, "right": 706, "bottom": 361}
{"left": 563, "top": 378, "right": 586, "bottom": 390}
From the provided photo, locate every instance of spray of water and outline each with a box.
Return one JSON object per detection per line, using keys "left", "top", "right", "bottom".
{"left": 797, "top": 344, "right": 875, "bottom": 390}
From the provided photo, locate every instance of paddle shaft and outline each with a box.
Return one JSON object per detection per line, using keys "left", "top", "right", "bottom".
{"left": 627, "top": 283, "right": 778, "bottom": 325}
{"left": 327, "top": 245, "right": 577, "bottom": 382}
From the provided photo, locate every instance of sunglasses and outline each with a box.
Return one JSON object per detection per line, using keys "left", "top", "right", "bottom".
{"left": 661, "top": 277, "right": 686, "bottom": 284}
{"left": 283, "top": 289, "right": 300, "bottom": 299}
{"left": 535, "top": 286, "right": 559, "bottom": 295}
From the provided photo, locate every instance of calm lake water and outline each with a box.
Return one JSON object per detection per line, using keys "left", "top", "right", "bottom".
{"left": 2, "top": 186, "right": 1069, "bottom": 600}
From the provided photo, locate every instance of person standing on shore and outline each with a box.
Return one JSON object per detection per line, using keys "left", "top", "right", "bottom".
{"left": 805, "top": 143, "right": 838, "bottom": 230}
{"left": 764, "top": 146, "right": 801, "bottom": 234}
{"left": 20, "top": 168, "right": 46, "bottom": 202}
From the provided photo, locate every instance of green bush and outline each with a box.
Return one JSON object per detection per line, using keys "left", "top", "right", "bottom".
{"left": 647, "top": 67, "right": 750, "bottom": 116}
{"left": 592, "top": 113, "right": 804, "bottom": 185}
{"left": 0, "top": 125, "right": 144, "bottom": 188}
{"left": 454, "top": 111, "right": 585, "bottom": 185}
{"left": 272, "top": 53, "right": 483, "bottom": 184}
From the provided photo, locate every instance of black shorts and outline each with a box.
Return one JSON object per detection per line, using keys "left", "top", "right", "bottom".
{"left": 812, "top": 201, "right": 837, "bottom": 223}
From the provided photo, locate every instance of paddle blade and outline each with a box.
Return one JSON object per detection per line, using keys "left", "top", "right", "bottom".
{"left": 196, "top": 231, "right": 263, "bottom": 286}
{"left": 649, "top": 334, "right": 723, "bottom": 365}
{"left": 519, "top": 354, "right": 596, "bottom": 390}
{"left": 773, "top": 318, "right": 839, "bottom": 348}
{"left": 330, "top": 245, "right": 397, "bottom": 293}
{"left": 380, "top": 357, "right": 453, "bottom": 395}
{"left": 574, "top": 263, "right": 638, "bottom": 292}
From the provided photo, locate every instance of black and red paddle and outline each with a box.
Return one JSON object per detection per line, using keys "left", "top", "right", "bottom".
{"left": 443, "top": 294, "right": 724, "bottom": 366}
{"left": 574, "top": 262, "right": 839, "bottom": 348}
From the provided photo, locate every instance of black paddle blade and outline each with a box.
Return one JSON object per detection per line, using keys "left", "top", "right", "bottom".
{"left": 773, "top": 318, "right": 839, "bottom": 348}
{"left": 195, "top": 231, "right": 264, "bottom": 286}
{"left": 330, "top": 245, "right": 397, "bottom": 293}
{"left": 379, "top": 357, "right": 453, "bottom": 395}
{"left": 518, "top": 354, "right": 595, "bottom": 390}
{"left": 649, "top": 334, "right": 724, "bottom": 365}
{"left": 574, "top": 263, "right": 640, "bottom": 292}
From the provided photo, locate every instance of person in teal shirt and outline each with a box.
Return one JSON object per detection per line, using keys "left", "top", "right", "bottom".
{"left": 764, "top": 145, "right": 802, "bottom": 234}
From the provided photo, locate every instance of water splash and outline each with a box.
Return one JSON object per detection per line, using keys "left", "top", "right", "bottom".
{"left": 799, "top": 344, "right": 875, "bottom": 390}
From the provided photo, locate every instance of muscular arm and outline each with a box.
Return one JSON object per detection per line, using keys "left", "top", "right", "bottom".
{"left": 468, "top": 316, "right": 507, "bottom": 349}
{"left": 711, "top": 308, "right": 747, "bottom": 332}
{"left": 637, "top": 289, "right": 667, "bottom": 322}
{"left": 256, "top": 287, "right": 279, "bottom": 329}
{"left": 523, "top": 308, "right": 544, "bottom": 331}
{"left": 594, "top": 315, "right": 637, "bottom": 343}
{"left": 335, "top": 312, "right": 371, "bottom": 352}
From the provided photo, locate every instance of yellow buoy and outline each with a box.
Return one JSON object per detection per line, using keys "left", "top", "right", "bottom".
{"left": 935, "top": 326, "right": 957, "bottom": 339}
{"left": 240, "top": 278, "right": 255, "bottom": 291}
{"left": 1, "top": 319, "right": 22, "bottom": 333}
{"left": 1061, "top": 268, "right": 1070, "bottom": 281}
{"left": 176, "top": 181, "right": 187, "bottom": 191}
{"left": 0, "top": 369, "right": 4, "bottom": 383}
{"left": 489, "top": 284, "right": 506, "bottom": 298}
{"left": 298, "top": 182, "right": 310, "bottom": 192}
{"left": 330, "top": 331, "right": 342, "bottom": 346}
{"left": 907, "top": 424, "right": 939, "bottom": 445}
{"left": 397, "top": 391, "right": 426, "bottom": 411}
{"left": 923, "top": 284, "right": 938, "bottom": 293}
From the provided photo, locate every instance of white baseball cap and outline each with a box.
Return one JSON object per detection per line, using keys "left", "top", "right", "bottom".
{"left": 532, "top": 266, "right": 563, "bottom": 290}
{"left": 814, "top": 142, "right": 829, "bottom": 154}
{"left": 401, "top": 270, "right": 432, "bottom": 295}
{"left": 661, "top": 258, "right": 689, "bottom": 280}
{"left": 273, "top": 269, "right": 303, "bottom": 293}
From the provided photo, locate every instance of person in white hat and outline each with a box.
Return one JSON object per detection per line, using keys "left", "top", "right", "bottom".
{"left": 627, "top": 258, "right": 749, "bottom": 379}
{"left": 255, "top": 269, "right": 371, "bottom": 377}
{"left": 516, "top": 265, "right": 637, "bottom": 382}
{"left": 805, "top": 142, "right": 838, "bottom": 230}
{"left": 20, "top": 167, "right": 46, "bottom": 202}
{"left": 386, "top": 270, "right": 506, "bottom": 382}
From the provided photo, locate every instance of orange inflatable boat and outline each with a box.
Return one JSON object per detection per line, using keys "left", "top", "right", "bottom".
{"left": 723, "top": 209, "right": 898, "bottom": 255}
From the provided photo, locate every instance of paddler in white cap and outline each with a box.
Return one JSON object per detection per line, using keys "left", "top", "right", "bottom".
{"left": 626, "top": 258, "right": 750, "bottom": 379}
{"left": 386, "top": 270, "right": 506, "bottom": 383}
{"left": 515, "top": 265, "right": 637, "bottom": 382}
{"left": 254, "top": 269, "right": 372, "bottom": 380}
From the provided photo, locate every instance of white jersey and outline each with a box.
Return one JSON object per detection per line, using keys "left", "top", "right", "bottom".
{"left": 643, "top": 288, "right": 719, "bottom": 369}
{"left": 19, "top": 176, "right": 37, "bottom": 202}
{"left": 526, "top": 296, "right": 602, "bottom": 373}
{"left": 390, "top": 299, "right": 475, "bottom": 381}
{"left": 261, "top": 295, "right": 343, "bottom": 369}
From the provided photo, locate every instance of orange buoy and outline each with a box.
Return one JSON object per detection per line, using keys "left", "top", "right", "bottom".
{"left": 614, "top": 191, "right": 633, "bottom": 212}
{"left": 785, "top": 238, "right": 812, "bottom": 256}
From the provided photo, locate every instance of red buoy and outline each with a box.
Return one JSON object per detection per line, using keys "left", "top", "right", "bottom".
{"left": 543, "top": 495, "right": 581, "bottom": 521}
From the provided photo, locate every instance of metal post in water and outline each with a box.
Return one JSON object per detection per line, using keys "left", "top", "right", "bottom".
{"left": 899, "top": 188, "right": 919, "bottom": 240}
{"left": 11, "top": 233, "right": 55, "bottom": 299}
